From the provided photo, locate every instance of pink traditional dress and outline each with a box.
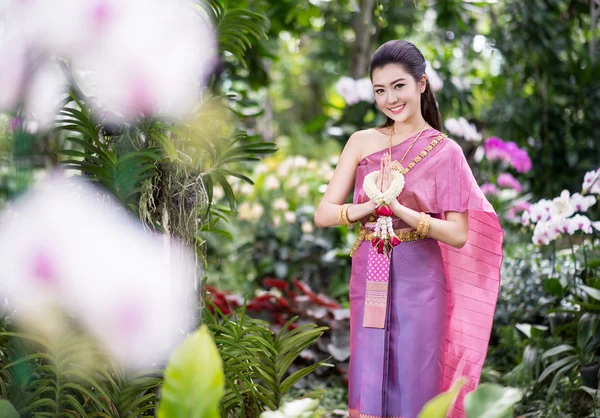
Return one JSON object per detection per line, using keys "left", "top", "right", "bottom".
{"left": 347, "top": 128, "right": 503, "bottom": 418}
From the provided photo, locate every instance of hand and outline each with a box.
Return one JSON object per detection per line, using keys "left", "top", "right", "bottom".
{"left": 379, "top": 153, "right": 393, "bottom": 192}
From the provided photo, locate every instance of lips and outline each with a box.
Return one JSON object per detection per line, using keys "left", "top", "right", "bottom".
{"left": 388, "top": 104, "right": 405, "bottom": 114}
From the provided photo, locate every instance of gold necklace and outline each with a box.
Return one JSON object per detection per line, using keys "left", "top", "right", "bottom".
{"left": 388, "top": 122, "right": 428, "bottom": 172}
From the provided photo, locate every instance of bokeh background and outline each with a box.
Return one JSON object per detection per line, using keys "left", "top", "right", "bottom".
{"left": 0, "top": 0, "right": 599, "bottom": 417}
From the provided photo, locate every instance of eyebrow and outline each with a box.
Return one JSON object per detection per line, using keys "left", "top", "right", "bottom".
{"left": 372, "top": 78, "right": 406, "bottom": 88}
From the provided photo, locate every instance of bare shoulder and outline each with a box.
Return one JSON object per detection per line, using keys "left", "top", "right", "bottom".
{"left": 345, "top": 129, "right": 381, "bottom": 160}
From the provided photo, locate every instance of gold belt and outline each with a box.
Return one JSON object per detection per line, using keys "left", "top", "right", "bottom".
{"left": 349, "top": 227, "right": 426, "bottom": 257}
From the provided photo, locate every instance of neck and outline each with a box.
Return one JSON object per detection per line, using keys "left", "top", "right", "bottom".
{"left": 392, "top": 116, "right": 428, "bottom": 138}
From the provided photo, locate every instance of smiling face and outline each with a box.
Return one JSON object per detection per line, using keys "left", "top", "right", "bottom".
{"left": 371, "top": 63, "right": 426, "bottom": 126}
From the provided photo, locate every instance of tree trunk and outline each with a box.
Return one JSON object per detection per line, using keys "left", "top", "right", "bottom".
{"left": 350, "top": 0, "right": 376, "bottom": 79}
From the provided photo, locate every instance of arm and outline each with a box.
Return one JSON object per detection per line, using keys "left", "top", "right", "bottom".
{"left": 389, "top": 199, "right": 469, "bottom": 248}
{"left": 314, "top": 133, "right": 376, "bottom": 228}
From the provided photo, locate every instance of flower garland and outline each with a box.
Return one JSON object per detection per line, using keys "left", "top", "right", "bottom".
{"left": 363, "top": 170, "right": 405, "bottom": 255}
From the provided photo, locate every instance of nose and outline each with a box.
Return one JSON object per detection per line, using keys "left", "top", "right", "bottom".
{"left": 387, "top": 92, "right": 399, "bottom": 104}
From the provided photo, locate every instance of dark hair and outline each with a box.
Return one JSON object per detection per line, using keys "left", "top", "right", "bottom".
{"left": 369, "top": 40, "right": 442, "bottom": 131}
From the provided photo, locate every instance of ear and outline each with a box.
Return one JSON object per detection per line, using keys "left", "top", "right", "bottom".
{"left": 419, "top": 75, "right": 428, "bottom": 93}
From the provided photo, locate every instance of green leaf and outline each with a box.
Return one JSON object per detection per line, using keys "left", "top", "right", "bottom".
{"left": 463, "top": 384, "right": 522, "bottom": 418}
{"left": 158, "top": 325, "right": 225, "bottom": 418}
{"left": 418, "top": 378, "right": 464, "bottom": 417}
{"left": 541, "top": 344, "right": 575, "bottom": 359}
{"left": 539, "top": 355, "right": 578, "bottom": 382}
{"left": 0, "top": 400, "right": 19, "bottom": 418}
{"left": 580, "top": 285, "right": 600, "bottom": 301}
{"left": 543, "top": 278, "right": 564, "bottom": 296}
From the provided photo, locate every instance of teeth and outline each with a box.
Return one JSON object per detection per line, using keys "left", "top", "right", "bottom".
{"left": 390, "top": 104, "right": 405, "bottom": 111}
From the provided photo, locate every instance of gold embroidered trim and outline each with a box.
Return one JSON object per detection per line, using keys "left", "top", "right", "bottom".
{"left": 366, "top": 282, "right": 389, "bottom": 291}
{"left": 350, "top": 228, "right": 426, "bottom": 257}
{"left": 394, "top": 132, "right": 447, "bottom": 174}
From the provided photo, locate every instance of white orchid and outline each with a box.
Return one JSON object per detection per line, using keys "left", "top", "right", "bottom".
{"left": 567, "top": 214, "right": 593, "bottom": 235}
{"left": 0, "top": 174, "right": 196, "bottom": 369}
{"left": 0, "top": 0, "right": 216, "bottom": 122}
{"left": 582, "top": 168, "right": 600, "bottom": 194}
{"left": 444, "top": 117, "right": 482, "bottom": 142}
{"left": 551, "top": 190, "right": 575, "bottom": 219}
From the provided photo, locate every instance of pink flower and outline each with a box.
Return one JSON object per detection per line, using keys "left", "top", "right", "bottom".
{"left": 484, "top": 137, "right": 532, "bottom": 173}
{"left": 481, "top": 183, "right": 498, "bottom": 195}
{"left": 497, "top": 173, "right": 522, "bottom": 192}
{"left": 484, "top": 137, "right": 508, "bottom": 161}
{"left": 391, "top": 236, "right": 400, "bottom": 246}
{"left": 376, "top": 240, "right": 385, "bottom": 254}
{"left": 510, "top": 148, "right": 532, "bottom": 173}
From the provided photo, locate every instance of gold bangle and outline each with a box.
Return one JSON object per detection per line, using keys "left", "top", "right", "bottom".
{"left": 416, "top": 212, "right": 426, "bottom": 236}
{"left": 341, "top": 203, "right": 354, "bottom": 226}
{"left": 337, "top": 205, "right": 345, "bottom": 225}
{"left": 420, "top": 214, "right": 431, "bottom": 238}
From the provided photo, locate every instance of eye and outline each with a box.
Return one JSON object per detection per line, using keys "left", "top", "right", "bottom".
{"left": 394, "top": 83, "right": 405, "bottom": 89}
{"left": 374, "top": 89, "right": 385, "bottom": 94}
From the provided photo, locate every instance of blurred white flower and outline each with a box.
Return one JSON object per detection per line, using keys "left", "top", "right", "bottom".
{"left": 261, "top": 398, "right": 320, "bottom": 418}
{"left": 254, "top": 163, "right": 269, "bottom": 176}
{"left": 264, "top": 175, "right": 280, "bottom": 191}
{"left": 25, "top": 61, "right": 68, "bottom": 127}
{"left": 582, "top": 168, "right": 600, "bottom": 194}
{"left": 272, "top": 198, "right": 289, "bottom": 211}
{"left": 297, "top": 184, "right": 310, "bottom": 197}
{"left": 0, "top": 0, "right": 217, "bottom": 120}
{"left": 318, "top": 184, "right": 328, "bottom": 193}
{"left": 240, "top": 183, "right": 254, "bottom": 196}
{"left": 238, "top": 202, "right": 264, "bottom": 221}
{"left": 444, "top": 117, "right": 482, "bottom": 142}
{"left": 212, "top": 185, "right": 225, "bottom": 202}
{"left": 0, "top": 174, "right": 196, "bottom": 369}
{"left": 570, "top": 193, "right": 596, "bottom": 213}
{"left": 335, "top": 76, "right": 360, "bottom": 105}
{"left": 273, "top": 216, "right": 281, "bottom": 228}
{"left": 532, "top": 220, "right": 559, "bottom": 245}
{"left": 284, "top": 211, "right": 296, "bottom": 224}
{"left": 356, "top": 78, "right": 374, "bottom": 103}
{"left": 425, "top": 61, "right": 443, "bottom": 92}
{"left": 526, "top": 199, "right": 553, "bottom": 223}
{"left": 292, "top": 155, "right": 308, "bottom": 168}
{"left": 551, "top": 190, "right": 575, "bottom": 220}
{"left": 301, "top": 221, "right": 314, "bottom": 234}
{"left": 288, "top": 175, "right": 301, "bottom": 188}
{"left": 567, "top": 214, "right": 593, "bottom": 235}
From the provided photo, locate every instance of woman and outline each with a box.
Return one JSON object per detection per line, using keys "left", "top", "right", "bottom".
{"left": 314, "top": 40, "right": 503, "bottom": 418}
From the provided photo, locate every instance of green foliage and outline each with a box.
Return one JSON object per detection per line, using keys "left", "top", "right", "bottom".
{"left": 157, "top": 325, "right": 224, "bottom": 418}
{"left": 463, "top": 384, "right": 523, "bottom": 418}
{"left": 0, "top": 326, "right": 162, "bottom": 417}
{"left": 54, "top": 97, "right": 164, "bottom": 212}
{"left": 204, "top": 303, "right": 331, "bottom": 416}
{"left": 202, "top": 0, "right": 269, "bottom": 68}
{"left": 0, "top": 400, "right": 19, "bottom": 418}
{"left": 418, "top": 378, "right": 464, "bottom": 417}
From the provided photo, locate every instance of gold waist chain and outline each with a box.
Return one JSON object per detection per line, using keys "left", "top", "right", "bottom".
{"left": 349, "top": 227, "right": 427, "bottom": 257}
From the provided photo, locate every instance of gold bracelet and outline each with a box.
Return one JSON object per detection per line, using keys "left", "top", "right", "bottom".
{"left": 341, "top": 203, "right": 354, "bottom": 226}
{"left": 337, "top": 205, "right": 345, "bottom": 225}
{"left": 416, "top": 212, "right": 426, "bottom": 236}
{"left": 420, "top": 214, "right": 431, "bottom": 238}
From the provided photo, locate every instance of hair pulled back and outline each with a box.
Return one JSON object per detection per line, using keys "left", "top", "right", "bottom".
{"left": 369, "top": 40, "right": 441, "bottom": 131}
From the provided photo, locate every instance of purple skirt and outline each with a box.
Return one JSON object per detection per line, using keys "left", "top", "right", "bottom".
{"left": 348, "top": 238, "right": 447, "bottom": 418}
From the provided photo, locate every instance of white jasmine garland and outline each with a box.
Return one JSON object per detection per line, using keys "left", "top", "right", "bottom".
{"left": 363, "top": 170, "right": 405, "bottom": 205}
{"left": 364, "top": 170, "right": 405, "bottom": 250}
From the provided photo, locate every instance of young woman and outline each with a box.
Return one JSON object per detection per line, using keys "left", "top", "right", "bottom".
{"left": 315, "top": 40, "right": 503, "bottom": 418}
